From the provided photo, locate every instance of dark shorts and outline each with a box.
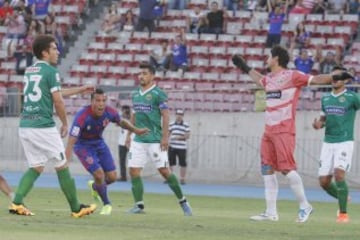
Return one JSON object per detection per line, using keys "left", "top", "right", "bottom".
{"left": 168, "top": 147, "right": 187, "bottom": 167}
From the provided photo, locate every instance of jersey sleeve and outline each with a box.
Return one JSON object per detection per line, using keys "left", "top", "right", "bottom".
{"left": 107, "top": 106, "right": 121, "bottom": 123}
{"left": 48, "top": 69, "right": 62, "bottom": 93}
{"left": 292, "top": 70, "right": 311, "bottom": 88}
{"left": 158, "top": 89, "right": 169, "bottom": 110}
{"left": 69, "top": 110, "right": 85, "bottom": 138}
{"left": 353, "top": 93, "right": 360, "bottom": 110}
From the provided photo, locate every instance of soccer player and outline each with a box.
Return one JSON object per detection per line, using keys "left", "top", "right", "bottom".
{"left": 9, "top": 34, "right": 96, "bottom": 217}
{"left": 65, "top": 88, "right": 148, "bottom": 215}
{"left": 232, "top": 46, "right": 353, "bottom": 223}
{"left": 126, "top": 62, "right": 192, "bottom": 216}
{"left": 0, "top": 174, "right": 14, "bottom": 201}
{"left": 312, "top": 66, "right": 358, "bottom": 223}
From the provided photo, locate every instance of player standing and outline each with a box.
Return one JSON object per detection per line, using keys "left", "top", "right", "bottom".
{"left": 126, "top": 62, "right": 192, "bottom": 216}
{"left": 232, "top": 45, "right": 353, "bottom": 222}
{"left": 313, "top": 66, "right": 358, "bottom": 223}
{"left": 10, "top": 34, "right": 96, "bottom": 217}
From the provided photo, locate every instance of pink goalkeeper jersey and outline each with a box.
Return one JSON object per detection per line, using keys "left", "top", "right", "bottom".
{"left": 260, "top": 69, "right": 313, "bottom": 134}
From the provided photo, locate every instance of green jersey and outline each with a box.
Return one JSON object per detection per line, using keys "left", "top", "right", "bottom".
{"left": 20, "top": 61, "right": 62, "bottom": 128}
{"left": 131, "top": 85, "right": 168, "bottom": 143}
{"left": 321, "top": 90, "right": 360, "bottom": 143}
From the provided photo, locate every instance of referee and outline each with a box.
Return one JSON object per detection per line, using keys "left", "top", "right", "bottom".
{"left": 168, "top": 109, "right": 190, "bottom": 185}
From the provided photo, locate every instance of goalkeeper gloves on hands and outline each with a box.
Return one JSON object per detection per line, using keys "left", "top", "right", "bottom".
{"left": 232, "top": 54, "right": 252, "bottom": 74}
{"left": 332, "top": 71, "right": 354, "bottom": 81}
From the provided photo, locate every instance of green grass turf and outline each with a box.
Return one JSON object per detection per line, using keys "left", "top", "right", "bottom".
{"left": 0, "top": 188, "right": 359, "bottom": 240}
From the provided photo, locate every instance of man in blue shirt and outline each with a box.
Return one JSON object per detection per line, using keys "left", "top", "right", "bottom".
{"left": 65, "top": 88, "right": 148, "bottom": 215}
{"left": 294, "top": 49, "right": 314, "bottom": 74}
{"left": 265, "top": 0, "right": 288, "bottom": 48}
{"left": 136, "top": 0, "right": 164, "bottom": 33}
{"left": 169, "top": 29, "right": 188, "bottom": 72}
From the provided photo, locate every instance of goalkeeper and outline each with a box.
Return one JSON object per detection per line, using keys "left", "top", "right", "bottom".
{"left": 232, "top": 45, "right": 353, "bottom": 223}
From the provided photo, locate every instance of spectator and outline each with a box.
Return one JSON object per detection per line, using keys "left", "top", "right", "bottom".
{"left": 4, "top": 7, "right": 26, "bottom": 57}
{"left": 327, "top": 0, "right": 347, "bottom": 14}
{"left": 168, "top": 0, "right": 188, "bottom": 10}
{"left": 186, "top": 5, "right": 205, "bottom": 33}
{"left": 42, "top": 14, "right": 64, "bottom": 57}
{"left": 290, "top": 22, "right": 311, "bottom": 50}
{"left": 169, "top": 29, "right": 188, "bottom": 72}
{"left": 153, "top": 0, "right": 166, "bottom": 27}
{"left": 224, "top": 0, "right": 240, "bottom": 15}
{"left": 102, "top": 3, "right": 121, "bottom": 34}
{"left": 293, "top": 49, "right": 314, "bottom": 74}
{"left": 28, "top": 0, "right": 51, "bottom": 20}
{"left": 311, "top": 0, "right": 327, "bottom": 14}
{"left": 136, "top": 0, "right": 162, "bottom": 34}
{"left": 265, "top": 0, "right": 288, "bottom": 48}
{"left": 13, "top": 19, "right": 40, "bottom": 74}
{"left": 346, "top": 0, "right": 360, "bottom": 14}
{"left": 319, "top": 51, "right": 341, "bottom": 74}
{"left": 120, "top": 9, "right": 137, "bottom": 32}
{"left": 0, "top": 1, "right": 14, "bottom": 25}
{"left": 201, "top": 1, "right": 229, "bottom": 34}
{"left": 149, "top": 39, "right": 171, "bottom": 71}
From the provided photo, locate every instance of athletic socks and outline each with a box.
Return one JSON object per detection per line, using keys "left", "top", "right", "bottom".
{"left": 57, "top": 167, "right": 81, "bottom": 212}
{"left": 263, "top": 174, "right": 278, "bottom": 216}
{"left": 336, "top": 180, "right": 348, "bottom": 213}
{"left": 13, "top": 168, "right": 40, "bottom": 204}
{"left": 93, "top": 182, "right": 111, "bottom": 205}
{"left": 166, "top": 173, "right": 184, "bottom": 200}
{"left": 131, "top": 177, "right": 144, "bottom": 204}
{"left": 286, "top": 170, "right": 310, "bottom": 209}
{"left": 324, "top": 182, "right": 338, "bottom": 199}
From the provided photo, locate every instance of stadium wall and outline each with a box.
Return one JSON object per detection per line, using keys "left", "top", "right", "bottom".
{"left": 1, "top": 111, "right": 360, "bottom": 188}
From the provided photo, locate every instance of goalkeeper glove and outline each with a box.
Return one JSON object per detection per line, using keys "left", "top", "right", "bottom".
{"left": 332, "top": 72, "right": 354, "bottom": 81}
{"left": 232, "top": 54, "right": 252, "bottom": 74}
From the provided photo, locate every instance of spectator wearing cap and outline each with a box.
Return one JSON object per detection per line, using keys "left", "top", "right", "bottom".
{"left": 265, "top": 0, "right": 288, "bottom": 48}
{"left": 168, "top": 109, "right": 190, "bottom": 185}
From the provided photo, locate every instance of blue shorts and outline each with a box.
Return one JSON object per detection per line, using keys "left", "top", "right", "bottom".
{"left": 74, "top": 141, "right": 115, "bottom": 174}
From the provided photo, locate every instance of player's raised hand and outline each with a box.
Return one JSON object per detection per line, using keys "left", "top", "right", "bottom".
{"left": 81, "top": 85, "right": 96, "bottom": 94}
{"left": 332, "top": 71, "right": 354, "bottom": 81}
{"left": 232, "top": 54, "right": 252, "bottom": 74}
{"left": 312, "top": 118, "right": 324, "bottom": 130}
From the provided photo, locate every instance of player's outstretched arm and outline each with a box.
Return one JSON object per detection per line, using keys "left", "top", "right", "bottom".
{"left": 232, "top": 54, "right": 264, "bottom": 87}
{"left": 311, "top": 71, "right": 354, "bottom": 85}
{"left": 118, "top": 119, "right": 149, "bottom": 135}
{"left": 61, "top": 85, "right": 95, "bottom": 97}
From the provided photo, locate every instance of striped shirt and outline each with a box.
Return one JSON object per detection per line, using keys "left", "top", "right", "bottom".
{"left": 169, "top": 120, "right": 190, "bottom": 149}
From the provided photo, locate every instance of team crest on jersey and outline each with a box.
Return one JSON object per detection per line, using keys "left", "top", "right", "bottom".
{"left": 339, "top": 96, "right": 346, "bottom": 103}
{"left": 146, "top": 94, "right": 152, "bottom": 101}
{"left": 86, "top": 156, "right": 94, "bottom": 165}
{"left": 103, "top": 118, "right": 110, "bottom": 127}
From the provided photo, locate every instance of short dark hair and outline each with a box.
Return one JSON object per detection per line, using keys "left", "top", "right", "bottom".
{"left": 32, "top": 34, "right": 56, "bottom": 60}
{"left": 91, "top": 88, "right": 105, "bottom": 100}
{"left": 139, "top": 61, "right": 155, "bottom": 74}
{"left": 121, "top": 105, "right": 130, "bottom": 111}
{"left": 271, "top": 45, "right": 289, "bottom": 68}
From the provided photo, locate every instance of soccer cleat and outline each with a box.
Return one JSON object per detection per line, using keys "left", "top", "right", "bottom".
{"left": 9, "top": 203, "right": 35, "bottom": 216}
{"left": 180, "top": 201, "right": 192, "bottom": 216}
{"left": 71, "top": 204, "right": 97, "bottom": 218}
{"left": 336, "top": 213, "right": 349, "bottom": 223}
{"left": 128, "top": 205, "right": 145, "bottom": 214}
{"left": 88, "top": 180, "right": 101, "bottom": 202}
{"left": 296, "top": 205, "right": 313, "bottom": 223}
{"left": 100, "top": 204, "right": 112, "bottom": 215}
{"left": 250, "top": 212, "right": 279, "bottom": 221}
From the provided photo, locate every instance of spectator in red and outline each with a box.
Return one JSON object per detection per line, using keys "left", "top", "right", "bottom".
{"left": 0, "top": 1, "right": 14, "bottom": 25}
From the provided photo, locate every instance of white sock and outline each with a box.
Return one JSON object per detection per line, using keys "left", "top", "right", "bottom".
{"left": 286, "top": 170, "right": 310, "bottom": 209}
{"left": 263, "top": 174, "right": 278, "bottom": 216}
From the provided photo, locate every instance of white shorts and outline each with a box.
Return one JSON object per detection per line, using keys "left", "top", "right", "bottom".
{"left": 19, "top": 127, "right": 67, "bottom": 168}
{"left": 128, "top": 141, "right": 168, "bottom": 169}
{"left": 318, "top": 141, "right": 353, "bottom": 176}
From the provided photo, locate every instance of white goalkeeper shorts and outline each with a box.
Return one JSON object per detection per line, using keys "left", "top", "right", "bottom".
{"left": 318, "top": 141, "right": 353, "bottom": 176}
{"left": 19, "top": 127, "right": 67, "bottom": 168}
{"left": 128, "top": 141, "right": 169, "bottom": 169}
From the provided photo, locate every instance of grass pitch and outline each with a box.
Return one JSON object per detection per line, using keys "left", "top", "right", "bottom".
{"left": 0, "top": 188, "right": 359, "bottom": 240}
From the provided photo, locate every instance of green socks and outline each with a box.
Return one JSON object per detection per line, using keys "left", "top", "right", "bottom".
{"left": 325, "top": 182, "right": 338, "bottom": 199}
{"left": 13, "top": 168, "right": 40, "bottom": 204}
{"left": 167, "top": 173, "right": 184, "bottom": 200}
{"left": 57, "top": 167, "right": 80, "bottom": 212}
{"left": 131, "top": 177, "right": 144, "bottom": 203}
{"left": 336, "top": 180, "right": 348, "bottom": 213}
